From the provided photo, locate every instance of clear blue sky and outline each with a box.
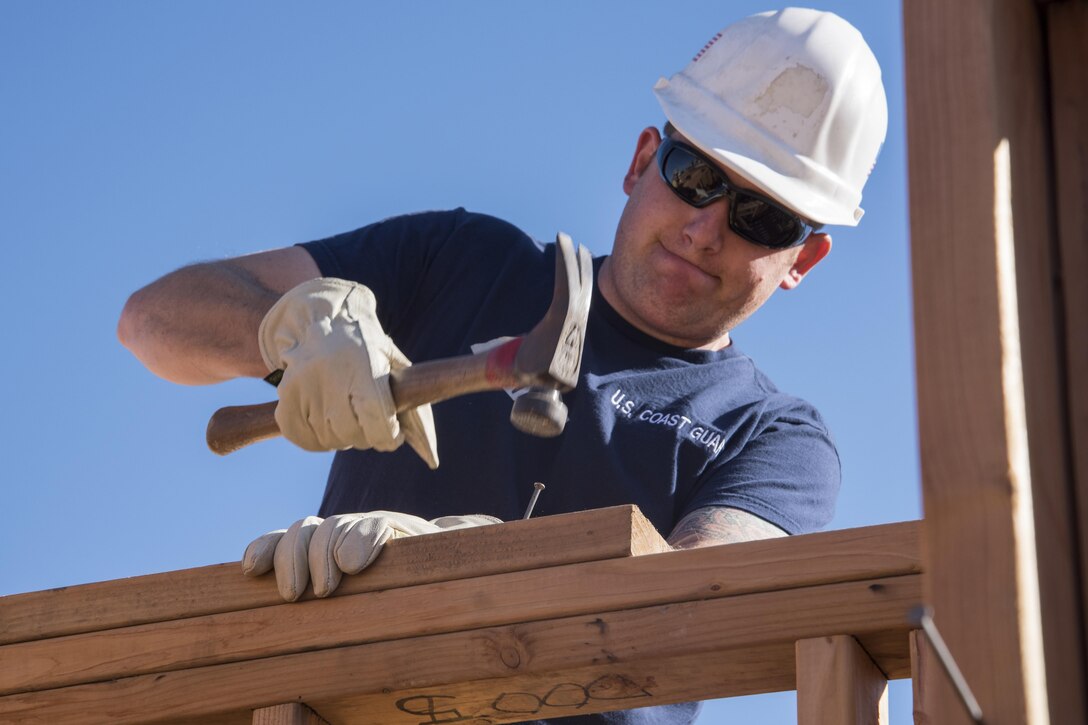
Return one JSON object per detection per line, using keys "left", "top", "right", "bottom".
{"left": 0, "top": 2, "right": 917, "bottom": 721}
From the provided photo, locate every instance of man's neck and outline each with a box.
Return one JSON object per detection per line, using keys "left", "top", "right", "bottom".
{"left": 597, "top": 257, "right": 733, "bottom": 351}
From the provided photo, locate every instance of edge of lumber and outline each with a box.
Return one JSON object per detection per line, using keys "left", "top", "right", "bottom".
{"left": 0, "top": 504, "right": 666, "bottom": 646}
{"left": 0, "top": 574, "right": 921, "bottom": 725}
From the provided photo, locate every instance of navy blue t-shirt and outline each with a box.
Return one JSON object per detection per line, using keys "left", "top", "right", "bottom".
{"left": 300, "top": 208, "right": 840, "bottom": 725}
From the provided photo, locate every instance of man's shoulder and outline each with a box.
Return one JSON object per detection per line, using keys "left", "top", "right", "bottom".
{"left": 375, "top": 208, "right": 539, "bottom": 248}
{"left": 299, "top": 208, "right": 545, "bottom": 281}
{"left": 715, "top": 348, "right": 832, "bottom": 434}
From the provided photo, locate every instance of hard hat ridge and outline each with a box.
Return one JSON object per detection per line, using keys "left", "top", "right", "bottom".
{"left": 653, "top": 8, "right": 888, "bottom": 227}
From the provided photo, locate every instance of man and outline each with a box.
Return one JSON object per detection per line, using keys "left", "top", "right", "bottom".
{"left": 118, "top": 8, "right": 886, "bottom": 724}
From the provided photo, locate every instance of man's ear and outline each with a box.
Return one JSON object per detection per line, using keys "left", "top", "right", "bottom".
{"left": 780, "top": 232, "right": 832, "bottom": 290}
{"left": 623, "top": 127, "right": 663, "bottom": 195}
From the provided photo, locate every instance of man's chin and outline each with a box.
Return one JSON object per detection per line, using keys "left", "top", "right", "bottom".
{"left": 630, "top": 302, "right": 730, "bottom": 350}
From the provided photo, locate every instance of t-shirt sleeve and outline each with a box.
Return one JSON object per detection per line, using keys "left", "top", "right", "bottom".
{"left": 297, "top": 209, "right": 468, "bottom": 335}
{"left": 683, "top": 410, "right": 842, "bottom": 535}
{"left": 294, "top": 208, "right": 549, "bottom": 372}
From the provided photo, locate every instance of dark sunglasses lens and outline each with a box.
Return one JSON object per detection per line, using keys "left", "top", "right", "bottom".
{"left": 662, "top": 147, "right": 724, "bottom": 206}
{"left": 731, "top": 193, "right": 805, "bottom": 248}
{"left": 660, "top": 140, "right": 808, "bottom": 248}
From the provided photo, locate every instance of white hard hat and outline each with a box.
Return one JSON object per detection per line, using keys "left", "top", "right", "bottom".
{"left": 653, "top": 8, "right": 888, "bottom": 226}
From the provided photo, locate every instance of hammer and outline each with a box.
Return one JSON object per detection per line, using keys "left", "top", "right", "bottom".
{"left": 205, "top": 232, "right": 593, "bottom": 456}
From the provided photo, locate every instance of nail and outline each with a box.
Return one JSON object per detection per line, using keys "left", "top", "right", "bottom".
{"left": 522, "top": 482, "right": 546, "bottom": 520}
{"left": 909, "top": 605, "right": 984, "bottom": 723}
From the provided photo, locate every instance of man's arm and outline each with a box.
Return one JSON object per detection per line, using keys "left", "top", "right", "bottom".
{"left": 117, "top": 246, "right": 319, "bottom": 384}
{"left": 667, "top": 506, "right": 788, "bottom": 549}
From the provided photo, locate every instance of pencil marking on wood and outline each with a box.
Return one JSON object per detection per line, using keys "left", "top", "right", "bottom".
{"left": 394, "top": 674, "right": 653, "bottom": 722}
{"left": 394, "top": 694, "right": 486, "bottom": 723}
{"left": 542, "top": 682, "right": 591, "bottom": 708}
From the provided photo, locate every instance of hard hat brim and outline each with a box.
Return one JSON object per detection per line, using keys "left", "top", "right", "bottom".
{"left": 654, "top": 74, "right": 866, "bottom": 228}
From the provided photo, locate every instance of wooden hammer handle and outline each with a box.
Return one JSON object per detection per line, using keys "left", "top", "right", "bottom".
{"left": 206, "top": 402, "right": 281, "bottom": 456}
{"left": 206, "top": 340, "right": 524, "bottom": 456}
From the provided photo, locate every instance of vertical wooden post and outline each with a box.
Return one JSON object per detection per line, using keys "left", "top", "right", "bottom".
{"left": 796, "top": 635, "right": 888, "bottom": 725}
{"left": 903, "top": 0, "right": 1086, "bottom": 721}
{"left": 1043, "top": 5, "right": 1088, "bottom": 718}
{"left": 910, "top": 630, "right": 931, "bottom": 725}
{"left": 252, "top": 703, "right": 328, "bottom": 725}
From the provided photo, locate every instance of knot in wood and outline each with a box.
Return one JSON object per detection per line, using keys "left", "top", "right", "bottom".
{"left": 496, "top": 629, "right": 531, "bottom": 670}
{"left": 500, "top": 646, "right": 522, "bottom": 669}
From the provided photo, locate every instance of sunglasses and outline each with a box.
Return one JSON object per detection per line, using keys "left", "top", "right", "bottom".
{"left": 656, "top": 136, "right": 818, "bottom": 249}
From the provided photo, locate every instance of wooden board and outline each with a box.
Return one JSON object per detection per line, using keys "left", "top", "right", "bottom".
{"left": 1044, "top": 5, "right": 1088, "bottom": 722}
{"left": 796, "top": 635, "right": 888, "bottom": 725}
{"left": 1018, "top": 2, "right": 1088, "bottom": 719}
{"left": 0, "top": 505, "right": 667, "bottom": 646}
{"left": 910, "top": 630, "right": 931, "bottom": 725}
{"left": 0, "top": 520, "right": 919, "bottom": 696}
{"left": 903, "top": 1, "right": 1061, "bottom": 722}
{"left": 0, "top": 574, "right": 921, "bottom": 724}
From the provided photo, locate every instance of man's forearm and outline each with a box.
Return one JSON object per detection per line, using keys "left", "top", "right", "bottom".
{"left": 667, "top": 506, "right": 788, "bottom": 550}
{"left": 118, "top": 261, "right": 278, "bottom": 384}
{"left": 118, "top": 246, "right": 321, "bottom": 385}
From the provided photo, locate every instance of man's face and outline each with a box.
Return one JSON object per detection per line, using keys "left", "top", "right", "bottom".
{"left": 599, "top": 127, "right": 831, "bottom": 350}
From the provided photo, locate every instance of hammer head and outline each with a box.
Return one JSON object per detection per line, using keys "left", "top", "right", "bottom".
{"left": 510, "top": 387, "right": 568, "bottom": 437}
{"left": 508, "top": 233, "right": 592, "bottom": 437}
{"left": 514, "top": 232, "right": 593, "bottom": 391}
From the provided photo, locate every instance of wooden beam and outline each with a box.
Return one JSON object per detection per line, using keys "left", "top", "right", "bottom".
{"left": 903, "top": 1, "right": 1061, "bottom": 721}
{"left": 251, "top": 704, "right": 327, "bottom": 725}
{"left": 321, "top": 645, "right": 801, "bottom": 725}
{"left": 0, "top": 574, "right": 921, "bottom": 724}
{"left": 0, "top": 521, "right": 919, "bottom": 696}
{"left": 796, "top": 635, "right": 888, "bottom": 725}
{"left": 0, "top": 505, "right": 667, "bottom": 646}
{"left": 1043, "top": 4, "right": 1088, "bottom": 723}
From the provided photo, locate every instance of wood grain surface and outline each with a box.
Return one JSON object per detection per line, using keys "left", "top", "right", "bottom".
{"left": 0, "top": 521, "right": 918, "bottom": 697}
{"left": 0, "top": 574, "right": 921, "bottom": 724}
{"left": 796, "top": 635, "right": 888, "bottom": 725}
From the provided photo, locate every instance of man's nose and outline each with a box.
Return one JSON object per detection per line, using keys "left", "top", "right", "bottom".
{"left": 681, "top": 197, "right": 731, "bottom": 253}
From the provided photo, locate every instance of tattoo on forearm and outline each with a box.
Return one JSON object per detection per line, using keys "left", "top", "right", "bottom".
{"left": 667, "top": 506, "right": 788, "bottom": 549}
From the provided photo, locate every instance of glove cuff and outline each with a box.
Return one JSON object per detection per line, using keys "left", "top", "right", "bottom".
{"left": 429, "top": 514, "right": 504, "bottom": 530}
{"left": 258, "top": 277, "right": 379, "bottom": 372}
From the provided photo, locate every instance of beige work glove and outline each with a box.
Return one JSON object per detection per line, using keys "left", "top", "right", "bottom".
{"left": 242, "top": 511, "right": 502, "bottom": 601}
{"left": 259, "top": 278, "right": 439, "bottom": 469}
